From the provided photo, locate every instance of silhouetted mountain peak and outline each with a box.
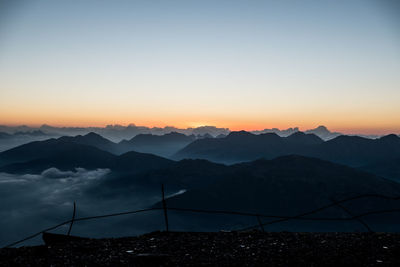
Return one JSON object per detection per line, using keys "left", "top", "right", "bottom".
{"left": 0, "top": 137, "right": 115, "bottom": 169}
{"left": 127, "top": 132, "right": 192, "bottom": 142}
{"left": 290, "top": 131, "right": 306, "bottom": 137}
{"left": 116, "top": 132, "right": 196, "bottom": 157}
{"left": 286, "top": 132, "right": 323, "bottom": 145}
{"left": 58, "top": 132, "right": 113, "bottom": 145}
{"left": 81, "top": 132, "right": 112, "bottom": 143}
{"left": 379, "top": 134, "right": 400, "bottom": 141}
{"left": 315, "top": 125, "right": 329, "bottom": 131}
{"left": 127, "top": 133, "right": 154, "bottom": 141}
{"left": 39, "top": 124, "right": 55, "bottom": 130}
{"left": 113, "top": 150, "right": 174, "bottom": 172}
{"left": 84, "top": 132, "right": 103, "bottom": 138}
{"left": 227, "top": 131, "right": 253, "bottom": 138}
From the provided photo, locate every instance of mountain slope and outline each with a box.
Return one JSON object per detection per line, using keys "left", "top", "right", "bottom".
{"left": 0, "top": 145, "right": 115, "bottom": 173}
{"left": 173, "top": 131, "right": 400, "bottom": 169}
{"left": 162, "top": 156, "right": 400, "bottom": 231}
{"left": 0, "top": 132, "right": 122, "bottom": 165}
{"left": 173, "top": 131, "right": 323, "bottom": 163}
{"left": 56, "top": 132, "right": 120, "bottom": 154}
{"left": 0, "top": 132, "right": 12, "bottom": 139}
{"left": 0, "top": 137, "right": 114, "bottom": 167}
{"left": 118, "top": 132, "right": 196, "bottom": 157}
{"left": 360, "top": 157, "right": 400, "bottom": 182}
{"left": 304, "top": 125, "right": 341, "bottom": 140}
{"left": 310, "top": 134, "right": 400, "bottom": 167}
{"left": 0, "top": 135, "right": 175, "bottom": 174}
{"left": 112, "top": 151, "right": 174, "bottom": 173}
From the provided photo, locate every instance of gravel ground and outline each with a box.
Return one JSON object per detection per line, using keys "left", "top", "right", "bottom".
{"left": 1, "top": 231, "right": 400, "bottom": 266}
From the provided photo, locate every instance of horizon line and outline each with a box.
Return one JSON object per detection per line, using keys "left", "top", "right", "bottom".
{"left": 0, "top": 122, "right": 399, "bottom": 136}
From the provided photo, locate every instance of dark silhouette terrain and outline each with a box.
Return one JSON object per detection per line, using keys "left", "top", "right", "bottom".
{"left": 1, "top": 231, "right": 400, "bottom": 266}
{"left": 117, "top": 132, "right": 196, "bottom": 157}
{"left": 173, "top": 131, "right": 400, "bottom": 180}
{"left": 1, "top": 131, "right": 400, "bottom": 243}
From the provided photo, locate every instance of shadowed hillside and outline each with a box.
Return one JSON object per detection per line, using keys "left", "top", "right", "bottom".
{"left": 118, "top": 132, "right": 196, "bottom": 157}
{"left": 161, "top": 155, "right": 400, "bottom": 230}
{"left": 173, "top": 131, "right": 400, "bottom": 181}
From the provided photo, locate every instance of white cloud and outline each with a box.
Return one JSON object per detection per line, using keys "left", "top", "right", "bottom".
{"left": 0, "top": 167, "right": 163, "bottom": 247}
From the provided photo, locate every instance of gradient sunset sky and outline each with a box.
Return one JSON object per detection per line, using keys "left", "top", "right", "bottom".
{"left": 0, "top": 0, "right": 399, "bottom": 134}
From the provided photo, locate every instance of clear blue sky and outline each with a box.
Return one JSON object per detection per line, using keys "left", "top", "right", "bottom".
{"left": 0, "top": 0, "right": 399, "bottom": 134}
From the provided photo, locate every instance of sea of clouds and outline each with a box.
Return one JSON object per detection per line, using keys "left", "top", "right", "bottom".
{"left": 0, "top": 168, "right": 164, "bottom": 247}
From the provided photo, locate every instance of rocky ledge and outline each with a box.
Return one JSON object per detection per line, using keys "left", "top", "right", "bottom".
{"left": 1, "top": 231, "right": 400, "bottom": 266}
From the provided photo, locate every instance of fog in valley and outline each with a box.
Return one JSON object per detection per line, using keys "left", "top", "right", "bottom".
{"left": 0, "top": 168, "right": 166, "bottom": 247}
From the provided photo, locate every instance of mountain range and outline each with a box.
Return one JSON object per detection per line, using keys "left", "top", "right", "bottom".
{"left": 173, "top": 131, "right": 400, "bottom": 178}
{"left": 117, "top": 132, "right": 196, "bottom": 157}
{"left": 0, "top": 124, "right": 386, "bottom": 142}
{"left": 0, "top": 135, "right": 174, "bottom": 174}
{"left": 0, "top": 131, "right": 199, "bottom": 159}
{"left": 0, "top": 130, "right": 54, "bottom": 152}
{"left": 1, "top": 130, "right": 400, "bottom": 182}
{"left": 163, "top": 155, "right": 400, "bottom": 219}
{"left": 1, "top": 131, "right": 400, "bottom": 231}
{"left": 0, "top": 124, "right": 230, "bottom": 142}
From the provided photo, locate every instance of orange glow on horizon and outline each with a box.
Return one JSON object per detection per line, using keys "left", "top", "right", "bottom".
{"left": 1, "top": 0, "right": 399, "bottom": 138}
{"left": 0, "top": 115, "right": 399, "bottom": 136}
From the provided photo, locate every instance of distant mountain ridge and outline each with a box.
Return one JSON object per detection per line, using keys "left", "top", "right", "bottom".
{"left": 0, "top": 130, "right": 48, "bottom": 139}
{"left": 2, "top": 130, "right": 400, "bottom": 181}
{"left": 0, "top": 132, "right": 199, "bottom": 159}
{"left": 174, "top": 131, "right": 400, "bottom": 180}
{"left": 174, "top": 131, "right": 324, "bottom": 164}
{"left": 0, "top": 137, "right": 174, "bottom": 174}
{"left": 0, "top": 136, "right": 116, "bottom": 169}
{"left": 251, "top": 127, "right": 300, "bottom": 137}
{"left": 304, "top": 125, "right": 341, "bottom": 140}
{"left": 0, "top": 130, "right": 57, "bottom": 153}
{"left": 0, "top": 124, "right": 391, "bottom": 142}
{"left": 250, "top": 125, "right": 342, "bottom": 140}
{"left": 118, "top": 132, "right": 196, "bottom": 157}
{"left": 0, "top": 124, "right": 230, "bottom": 142}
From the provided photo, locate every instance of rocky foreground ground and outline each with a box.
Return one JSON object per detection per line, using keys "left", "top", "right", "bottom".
{"left": 1, "top": 231, "right": 400, "bottom": 266}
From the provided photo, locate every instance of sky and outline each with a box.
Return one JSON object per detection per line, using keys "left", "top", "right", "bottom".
{"left": 0, "top": 0, "right": 399, "bottom": 134}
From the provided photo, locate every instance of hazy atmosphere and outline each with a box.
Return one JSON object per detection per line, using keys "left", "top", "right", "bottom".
{"left": 1, "top": 0, "right": 399, "bottom": 134}
{"left": 1, "top": 1, "right": 400, "bottom": 265}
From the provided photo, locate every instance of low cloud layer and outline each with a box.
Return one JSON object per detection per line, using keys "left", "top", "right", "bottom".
{"left": 1, "top": 168, "right": 109, "bottom": 182}
{"left": 0, "top": 168, "right": 164, "bottom": 247}
{"left": 41, "top": 167, "right": 109, "bottom": 180}
{"left": 0, "top": 168, "right": 110, "bottom": 204}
